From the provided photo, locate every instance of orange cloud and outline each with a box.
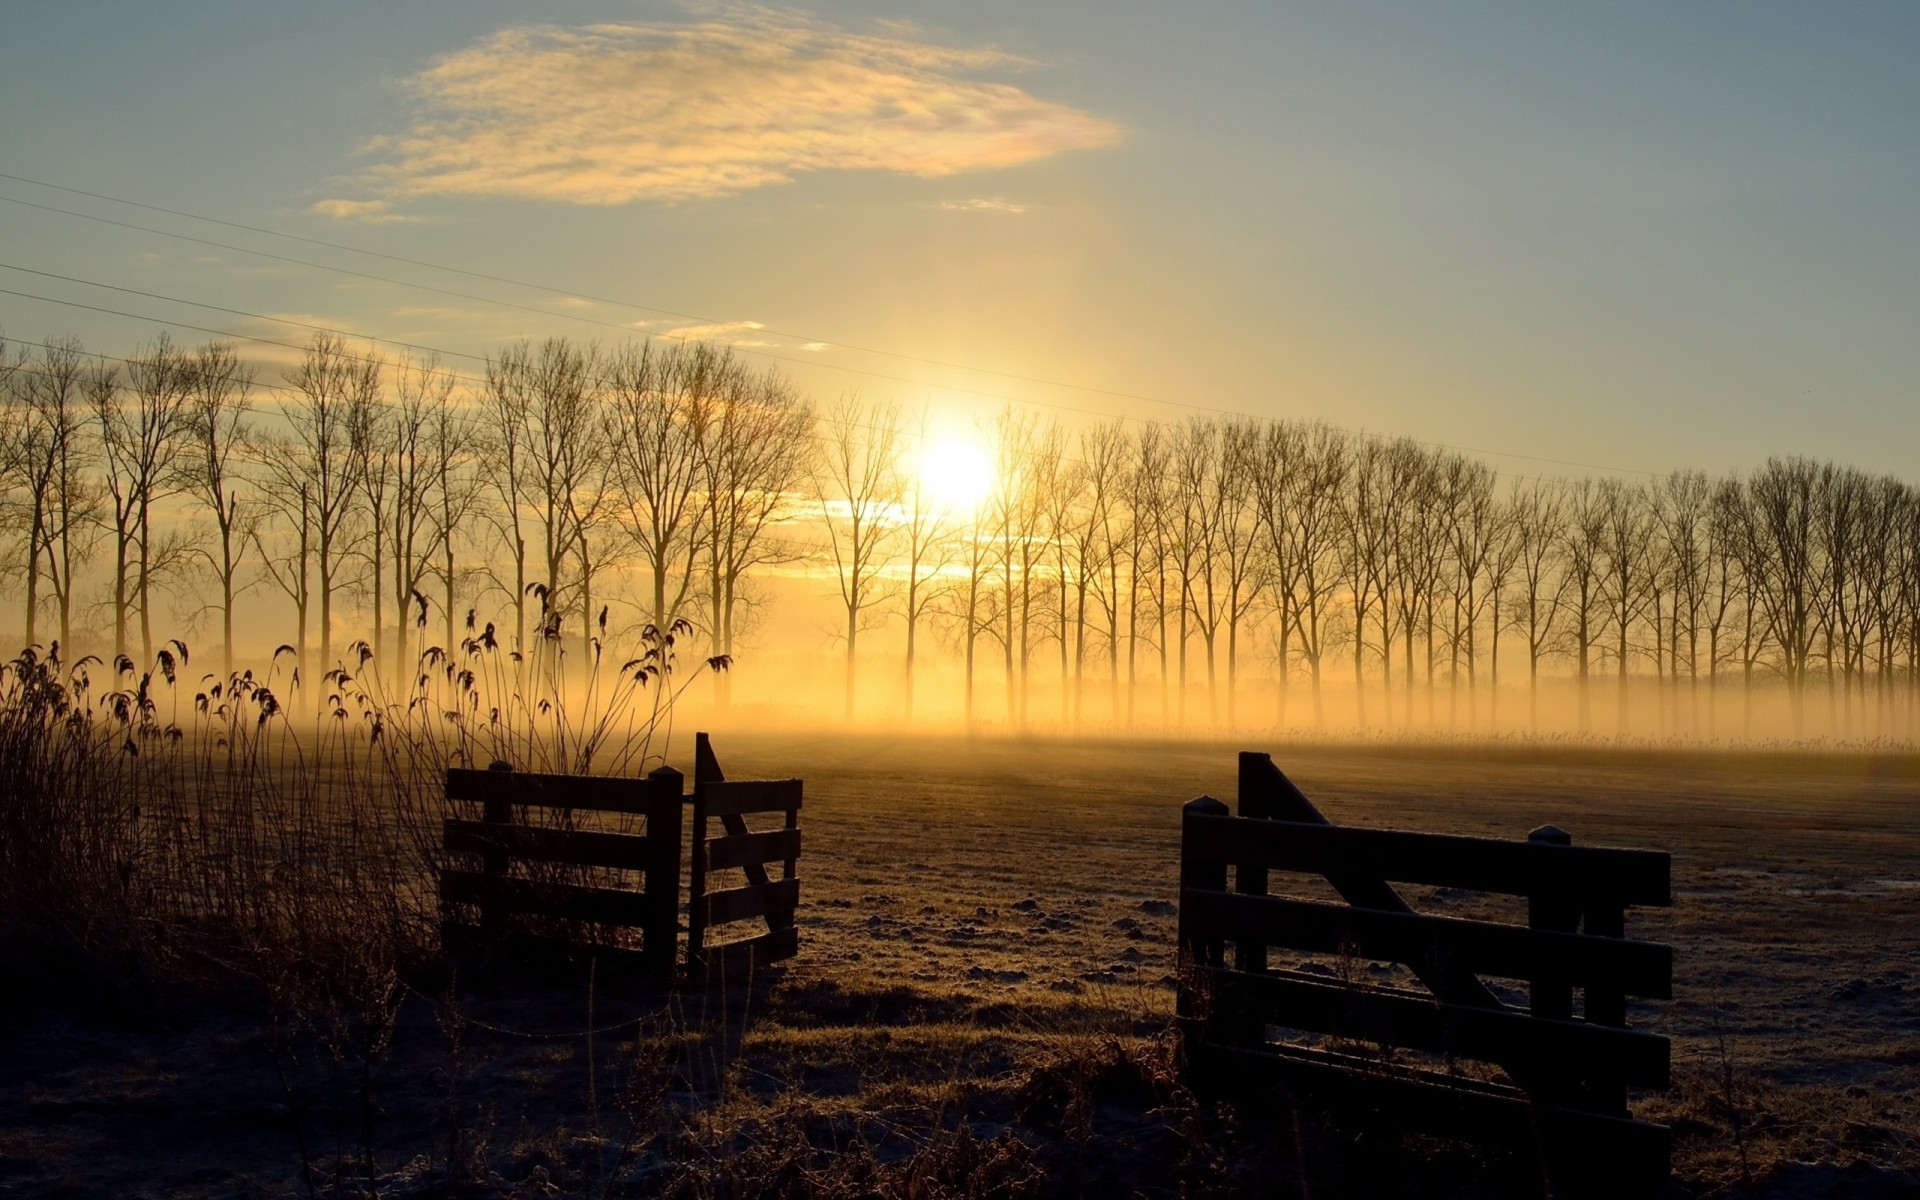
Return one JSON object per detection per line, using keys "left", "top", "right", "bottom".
{"left": 350, "top": 11, "right": 1120, "bottom": 206}
{"left": 309, "top": 198, "right": 417, "bottom": 224}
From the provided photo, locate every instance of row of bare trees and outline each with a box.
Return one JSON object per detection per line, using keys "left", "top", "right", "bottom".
{"left": 815, "top": 403, "right": 1920, "bottom": 739}
{"left": 3, "top": 329, "right": 1918, "bottom": 739}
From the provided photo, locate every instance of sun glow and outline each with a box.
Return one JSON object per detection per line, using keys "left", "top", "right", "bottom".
{"left": 918, "top": 436, "right": 995, "bottom": 514}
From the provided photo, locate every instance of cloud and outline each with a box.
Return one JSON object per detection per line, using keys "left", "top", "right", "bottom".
{"left": 661, "top": 320, "right": 767, "bottom": 341}
{"left": 309, "top": 198, "right": 417, "bottom": 224}
{"left": 938, "top": 197, "right": 1028, "bottom": 214}
{"left": 346, "top": 10, "right": 1120, "bottom": 207}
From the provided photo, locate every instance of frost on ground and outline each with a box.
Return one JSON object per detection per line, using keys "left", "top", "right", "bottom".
{"left": 1, "top": 735, "right": 1917, "bottom": 1198}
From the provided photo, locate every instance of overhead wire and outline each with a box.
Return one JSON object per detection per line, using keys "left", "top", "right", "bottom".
{"left": 0, "top": 170, "right": 1661, "bottom": 477}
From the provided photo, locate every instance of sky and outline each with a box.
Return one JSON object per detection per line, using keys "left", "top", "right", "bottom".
{"left": 3, "top": 1, "right": 1918, "bottom": 482}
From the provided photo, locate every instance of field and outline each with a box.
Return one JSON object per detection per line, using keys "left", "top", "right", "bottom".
{"left": 3, "top": 734, "right": 1919, "bottom": 1198}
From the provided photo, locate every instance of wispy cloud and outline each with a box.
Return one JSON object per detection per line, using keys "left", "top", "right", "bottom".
{"left": 938, "top": 197, "right": 1029, "bottom": 214}
{"left": 310, "top": 198, "right": 419, "bottom": 224}
{"left": 661, "top": 320, "right": 767, "bottom": 341}
{"left": 344, "top": 10, "right": 1119, "bottom": 207}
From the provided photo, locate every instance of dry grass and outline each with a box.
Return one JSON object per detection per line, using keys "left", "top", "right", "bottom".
{"left": 4, "top": 658, "right": 1920, "bottom": 1198}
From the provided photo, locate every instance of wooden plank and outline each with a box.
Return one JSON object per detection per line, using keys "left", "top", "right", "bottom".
{"left": 1180, "top": 887, "right": 1673, "bottom": 999}
{"left": 1178, "top": 797, "right": 1232, "bottom": 979}
{"left": 440, "top": 868, "right": 658, "bottom": 930}
{"left": 703, "top": 877, "right": 800, "bottom": 928}
{"left": 707, "top": 827, "right": 802, "bottom": 872}
{"left": 447, "top": 768, "right": 667, "bottom": 815}
{"left": 701, "top": 779, "right": 803, "bottom": 818}
{"left": 443, "top": 819, "right": 653, "bottom": 872}
{"left": 1234, "top": 757, "right": 1273, "bottom": 977}
{"left": 700, "top": 925, "right": 800, "bottom": 979}
{"left": 1185, "top": 1039, "right": 1671, "bottom": 1169}
{"left": 1202, "top": 967, "right": 1669, "bottom": 1088}
{"left": 1229, "top": 756, "right": 1512, "bottom": 1018}
{"left": 695, "top": 733, "right": 772, "bottom": 898}
{"left": 1184, "top": 813, "right": 1672, "bottom": 907}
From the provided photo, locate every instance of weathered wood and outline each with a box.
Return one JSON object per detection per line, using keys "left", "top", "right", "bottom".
{"left": 1234, "top": 754, "right": 1509, "bottom": 1013}
{"left": 1179, "top": 887, "right": 1673, "bottom": 999}
{"left": 1183, "top": 812, "right": 1672, "bottom": 907}
{"left": 699, "top": 925, "right": 800, "bottom": 979}
{"left": 703, "top": 877, "right": 800, "bottom": 927}
{"left": 707, "top": 827, "right": 802, "bottom": 872}
{"left": 441, "top": 869, "right": 657, "bottom": 930}
{"left": 1178, "top": 797, "right": 1231, "bottom": 976}
{"left": 1527, "top": 825, "right": 1581, "bottom": 1025}
{"left": 443, "top": 819, "right": 653, "bottom": 873}
{"left": 1185, "top": 1040, "right": 1670, "bottom": 1197}
{"left": 1233, "top": 757, "right": 1272, "bottom": 976}
{"left": 696, "top": 731, "right": 771, "bottom": 895}
{"left": 1185, "top": 755, "right": 1674, "bottom": 1195}
{"left": 447, "top": 767, "right": 668, "bottom": 815}
{"left": 1201, "top": 967, "right": 1670, "bottom": 1088}
{"left": 643, "top": 767, "right": 683, "bottom": 980}
{"left": 701, "top": 779, "right": 804, "bottom": 818}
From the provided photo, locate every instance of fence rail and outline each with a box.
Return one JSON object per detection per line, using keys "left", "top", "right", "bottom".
{"left": 438, "top": 735, "right": 802, "bottom": 984}
{"left": 1177, "top": 751, "right": 1675, "bottom": 1197}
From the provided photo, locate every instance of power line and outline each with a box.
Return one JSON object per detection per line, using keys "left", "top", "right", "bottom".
{"left": 0, "top": 286, "right": 1576, "bottom": 493}
{"left": 0, "top": 170, "right": 1660, "bottom": 477}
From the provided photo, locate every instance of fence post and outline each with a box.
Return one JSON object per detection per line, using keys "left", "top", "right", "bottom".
{"left": 645, "top": 766, "right": 684, "bottom": 981}
{"left": 686, "top": 773, "right": 708, "bottom": 975}
{"left": 1234, "top": 755, "right": 1272, "bottom": 975}
{"left": 1526, "top": 825, "right": 1578, "bottom": 1026}
{"left": 480, "top": 760, "right": 513, "bottom": 940}
{"left": 1583, "top": 897, "right": 1630, "bottom": 1117}
{"left": 1178, "top": 795, "right": 1232, "bottom": 1056}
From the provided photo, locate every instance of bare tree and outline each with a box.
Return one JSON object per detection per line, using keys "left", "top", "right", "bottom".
{"left": 180, "top": 341, "right": 256, "bottom": 675}
{"left": 1255, "top": 421, "right": 1349, "bottom": 727}
{"left": 1214, "top": 419, "right": 1266, "bottom": 727}
{"left": 481, "top": 338, "right": 607, "bottom": 667}
{"left": 604, "top": 340, "right": 713, "bottom": 636}
{"left": 817, "top": 396, "right": 901, "bottom": 718}
{"left": 7, "top": 338, "right": 98, "bottom": 652}
{"left": 1507, "top": 480, "right": 1570, "bottom": 731}
{"left": 1559, "top": 477, "right": 1608, "bottom": 732}
{"left": 1596, "top": 478, "right": 1657, "bottom": 736}
{"left": 1440, "top": 456, "right": 1500, "bottom": 730}
{"left": 1064, "top": 419, "right": 1128, "bottom": 724}
{"left": 256, "top": 332, "right": 375, "bottom": 689}
{"left": 1123, "top": 423, "right": 1172, "bottom": 726}
{"left": 96, "top": 333, "right": 196, "bottom": 662}
{"left": 425, "top": 378, "right": 482, "bottom": 657}
{"left": 1171, "top": 418, "right": 1221, "bottom": 726}
{"left": 699, "top": 362, "right": 814, "bottom": 704}
{"left": 898, "top": 409, "right": 958, "bottom": 723}
{"left": 384, "top": 355, "right": 455, "bottom": 682}
{"left": 1722, "top": 458, "right": 1823, "bottom": 732}
{"left": 1656, "top": 470, "right": 1715, "bottom": 736}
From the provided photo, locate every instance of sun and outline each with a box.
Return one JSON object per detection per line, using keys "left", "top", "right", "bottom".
{"left": 918, "top": 436, "right": 996, "bottom": 514}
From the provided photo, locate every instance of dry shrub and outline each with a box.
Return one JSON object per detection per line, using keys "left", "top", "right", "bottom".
{"left": 0, "top": 617, "right": 720, "bottom": 1024}
{"left": 660, "top": 1115, "right": 1044, "bottom": 1200}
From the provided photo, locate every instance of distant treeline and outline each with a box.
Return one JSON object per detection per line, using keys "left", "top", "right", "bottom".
{"left": 2, "top": 329, "right": 1916, "bottom": 739}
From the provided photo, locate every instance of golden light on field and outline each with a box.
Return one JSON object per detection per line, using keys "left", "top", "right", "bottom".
{"left": 918, "top": 436, "right": 996, "bottom": 514}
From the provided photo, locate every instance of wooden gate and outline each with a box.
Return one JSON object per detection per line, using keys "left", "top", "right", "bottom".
{"left": 441, "top": 764, "right": 685, "bottom": 980}
{"left": 440, "top": 733, "right": 804, "bottom": 983}
{"left": 687, "top": 732, "right": 803, "bottom": 980}
{"left": 1177, "top": 752, "right": 1674, "bottom": 1197}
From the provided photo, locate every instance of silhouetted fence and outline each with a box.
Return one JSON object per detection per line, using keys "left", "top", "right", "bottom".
{"left": 688, "top": 732, "right": 803, "bottom": 979}
{"left": 439, "top": 733, "right": 801, "bottom": 983}
{"left": 1177, "top": 752, "right": 1674, "bottom": 1197}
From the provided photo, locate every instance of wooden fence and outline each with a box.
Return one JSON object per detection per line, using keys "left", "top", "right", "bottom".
{"left": 688, "top": 732, "right": 803, "bottom": 979}
{"left": 1177, "top": 752, "right": 1674, "bottom": 1197}
{"left": 440, "top": 734, "right": 801, "bottom": 983}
